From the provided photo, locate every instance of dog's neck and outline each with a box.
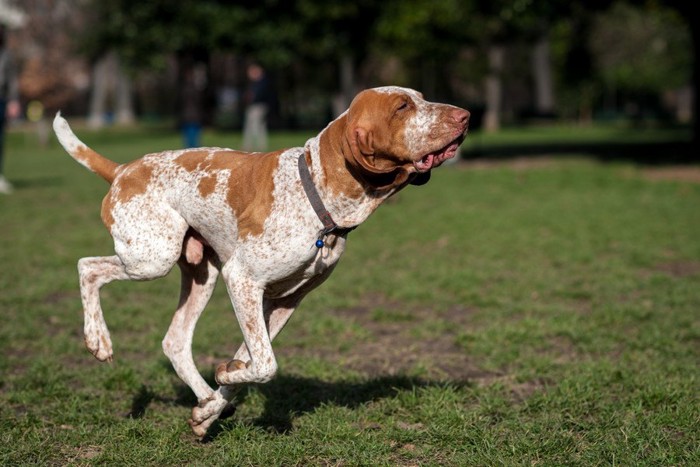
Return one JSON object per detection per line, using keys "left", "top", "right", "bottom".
{"left": 303, "top": 115, "right": 404, "bottom": 227}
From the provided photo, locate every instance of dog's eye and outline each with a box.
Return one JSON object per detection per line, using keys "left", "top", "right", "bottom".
{"left": 395, "top": 100, "right": 409, "bottom": 114}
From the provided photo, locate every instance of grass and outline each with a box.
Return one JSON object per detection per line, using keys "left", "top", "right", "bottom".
{"left": 1, "top": 122, "right": 698, "bottom": 465}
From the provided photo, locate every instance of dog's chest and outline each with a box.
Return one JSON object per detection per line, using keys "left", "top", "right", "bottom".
{"left": 257, "top": 233, "right": 347, "bottom": 298}
{"left": 243, "top": 152, "right": 350, "bottom": 297}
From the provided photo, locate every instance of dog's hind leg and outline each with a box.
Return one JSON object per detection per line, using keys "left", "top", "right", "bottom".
{"left": 80, "top": 206, "right": 189, "bottom": 362}
{"left": 162, "top": 247, "right": 220, "bottom": 402}
{"left": 77, "top": 255, "right": 131, "bottom": 362}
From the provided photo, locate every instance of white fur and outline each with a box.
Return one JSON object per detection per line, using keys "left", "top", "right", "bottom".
{"left": 54, "top": 87, "right": 470, "bottom": 437}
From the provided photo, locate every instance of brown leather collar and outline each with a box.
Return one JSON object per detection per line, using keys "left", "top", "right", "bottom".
{"left": 297, "top": 153, "right": 356, "bottom": 248}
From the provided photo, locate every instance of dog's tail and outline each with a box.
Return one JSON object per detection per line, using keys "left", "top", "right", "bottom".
{"left": 53, "top": 112, "right": 119, "bottom": 184}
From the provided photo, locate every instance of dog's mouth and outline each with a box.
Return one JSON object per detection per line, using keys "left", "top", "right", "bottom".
{"left": 413, "top": 133, "right": 465, "bottom": 173}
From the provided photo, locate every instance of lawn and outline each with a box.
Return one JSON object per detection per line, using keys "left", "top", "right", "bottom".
{"left": 1, "top": 122, "right": 698, "bottom": 465}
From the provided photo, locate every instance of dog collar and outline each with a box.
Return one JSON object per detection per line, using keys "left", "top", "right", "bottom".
{"left": 297, "top": 153, "right": 355, "bottom": 248}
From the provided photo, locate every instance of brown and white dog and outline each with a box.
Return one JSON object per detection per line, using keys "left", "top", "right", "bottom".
{"left": 53, "top": 86, "right": 469, "bottom": 436}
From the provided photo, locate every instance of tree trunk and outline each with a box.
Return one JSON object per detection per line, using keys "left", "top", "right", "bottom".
{"left": 88, "top": 53, "right": 111, "bottom": 129}
{"left": 532, "top": 35, "right": 555, "bottom": 116}
{"left": 332, "top": 54, "right": 355, "bottom": 118}
{"left": 666, "top": 0, "right": 698, "bottom": 153}
{"left": 115, "top": 65, "right": 135, "bottom": 125}
{"left": 483, "top": 45, "right": 504, "bottom": 132}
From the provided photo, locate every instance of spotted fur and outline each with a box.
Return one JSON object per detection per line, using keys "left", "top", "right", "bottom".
{"left": 53, "top": 86, "right": 470, "bottom": 436}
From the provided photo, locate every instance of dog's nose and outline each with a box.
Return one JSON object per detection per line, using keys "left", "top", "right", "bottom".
{"left": 452, "top": 109, "right": 470, "bottom": 126}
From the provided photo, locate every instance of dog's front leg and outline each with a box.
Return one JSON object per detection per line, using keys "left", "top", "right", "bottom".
{"left": 189, "top": 261, "right": 275, "bottom": 437}
{"left": 188, "top": 296, "right": 286, "bottom": 438}
{"left": 188, "top": 265, "right": 335, "bottom": 436}
{"left": 189, "top": 293, "right": 304, "bottom": 437}
{"left": 215, "top": 261, "right": 277, "bottom": 386}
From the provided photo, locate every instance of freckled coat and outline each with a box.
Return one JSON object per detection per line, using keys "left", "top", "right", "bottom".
{"left": 53, "top": 86, "right": 470, "bottom": 437}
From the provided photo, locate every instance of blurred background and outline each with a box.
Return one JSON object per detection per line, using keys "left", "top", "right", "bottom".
{"left": 0, "top": 3, "right": 698, "bottom": 461}
{"left": 0, "top": 0, "right": 695, "bottom": 144}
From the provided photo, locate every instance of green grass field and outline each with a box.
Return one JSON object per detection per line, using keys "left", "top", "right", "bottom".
{"left": 1, "top": 123, "right": 698, "bottom": 465}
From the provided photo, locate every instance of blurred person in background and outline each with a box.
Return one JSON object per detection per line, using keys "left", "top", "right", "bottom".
{"left": 0, "top": 24, "right": 19, "bottom": 194}
{"left": 178, "top": 62, "right": 207, "bottom": 148}
{"left": 242, "top": 62, "right": 272, "bottom": 152}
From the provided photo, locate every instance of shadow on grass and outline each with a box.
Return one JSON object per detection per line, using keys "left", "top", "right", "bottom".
{"left": 128, "top": 365, "right": 469, "bottom": 439}
{"left": 208, "top": 373, "right": 469, "bottom": 440}
{"left": 463, "top": 140, "right": 697, "bottom": 165}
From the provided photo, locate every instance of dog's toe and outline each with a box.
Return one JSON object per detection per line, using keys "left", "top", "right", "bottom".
{"left": 189, "top": 394, "right": 230, "bottom": 437}
{"left": 84, "top": 334, "right": 113, "bottom": 362}
{"left": 188, "top": 417, "right": 209, "bottom": 438}
{"left": 215, "top": 359, "right": 249, "bottom": 385}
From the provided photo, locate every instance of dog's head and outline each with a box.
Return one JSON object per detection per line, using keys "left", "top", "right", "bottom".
{"left": 344, "top": 86, "right": 469, "bottom": 189}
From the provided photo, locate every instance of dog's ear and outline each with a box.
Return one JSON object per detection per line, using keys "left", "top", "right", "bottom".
{"left": 355, "top": 128, "right": 375, "bottom": 157}
{"left": 350, "top": 127, "right": 395, "bottom": 176}
{"left": 345, "top": 124, "right": 412, "bottom": 189}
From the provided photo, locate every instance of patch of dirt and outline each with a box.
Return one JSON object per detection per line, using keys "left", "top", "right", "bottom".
{"left": 42, "top": 290, "right": 79, "bottom": 305}
{"left": 480, "top": 374, "right": 550, "bottom": 403}
{"left": 640, "top": 166, "right": 700, "bottom": 183}
{"left": 287, "top": 293, "right": 496, "bottom": 384}
{"left": 653, "top": 260, "right": 700, "bottom": 278}
{"left": 62, "top": 444, "right": 102, "bottom": 463}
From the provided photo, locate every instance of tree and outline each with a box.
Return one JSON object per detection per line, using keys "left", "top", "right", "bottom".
{"left": 375, "top": 0, "right": 475, "bottom": 97}
{"left": 590, "top": 2, "right": 691, "bottom": 97}
{"left": 661, "top": 0, "right": 698, "bottom": 147}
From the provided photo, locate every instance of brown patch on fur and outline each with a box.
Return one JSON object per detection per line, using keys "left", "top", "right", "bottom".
{"left": 318, "top": 114, "right": 366, "bottom": 199}
{"left": 99, "top": 161, "right": 154, "bottom": 231}
{"left": 335, "top": 90, "right": 418, "bottom": 191}
{"left": 226, "top": 359, "right": 248, "bottom": 371}
{"left": 74, "top": 146, "right": 119, "bottom": 184}
{"left": 174, "top": 150, "right": 212, "bottom": 172}
{"left": 114, "top": 162, "right": 154, "bottom": 203}
{"left": 198, "top": 174, "right": 217, "bottom": 198}
{"left": 245, "top": 320, "right": 256, "bottom": 334}
{"left": 101, "top": 195, "right": 115, "bottom": 230}
{"left": 220, "top": 149, "right": 282, "bottom": 239}
{"left": 153, "top": 148, "right": 282, "bottom": 239}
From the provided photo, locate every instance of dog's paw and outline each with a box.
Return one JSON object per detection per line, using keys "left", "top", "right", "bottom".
{"left": 214, "top": 359, "right": 249, "bottom": 385}
{"left": 189, "top": 394, "right": 229, "bottom": 437}
{"left": 188, "top": 415, "right": 211, "bottom": 438}
{"left": 84, "top": 333, "right": 113, "bottom": 362}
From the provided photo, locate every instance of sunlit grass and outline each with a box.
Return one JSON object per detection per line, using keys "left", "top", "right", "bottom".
{"left": 1, "top": 123, "right": 697, "bottom": 465}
